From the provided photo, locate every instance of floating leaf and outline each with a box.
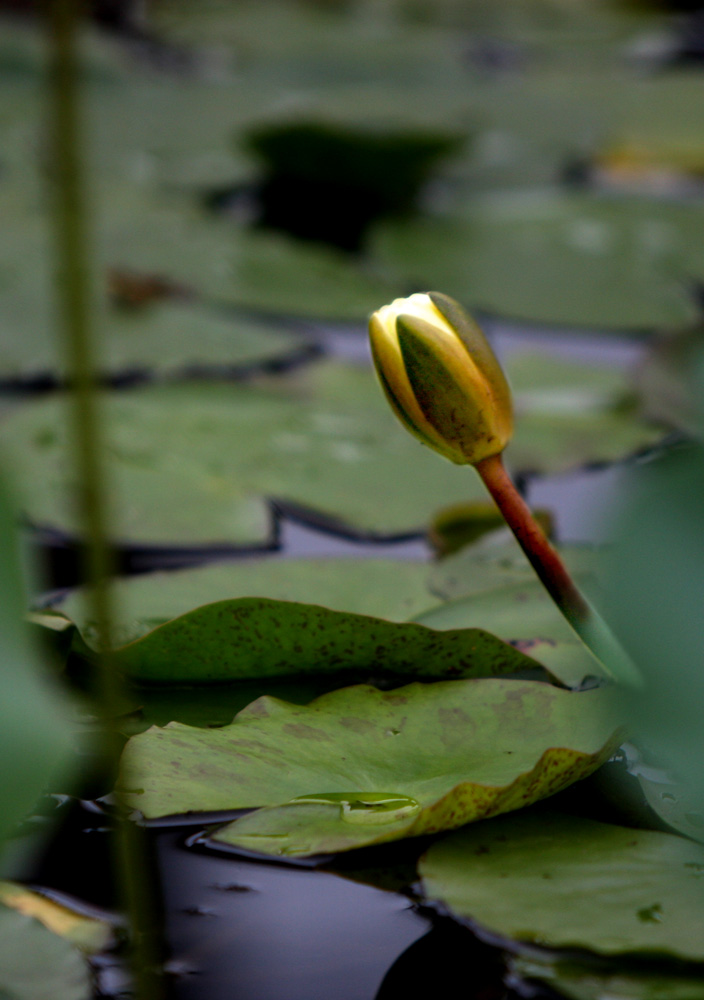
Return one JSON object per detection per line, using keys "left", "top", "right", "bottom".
{"left": 0, "top": 354, "right": 664, "bottom": 547}
{"left": 121, "top": 679, "right": 620, "bottom": 857}
{"left": 0, "top": 292, "right": 311, "bottom": 382}
{"left": 371, "top": 192, "right": 704, "bottom": 330}
{"left": 506, "top": 351, "right": 665, "bottom": 473}
{"left": 53, "top": 556, "right": 434, "bottom": 646}
{"left": 0, "top": 904, "right": 92, "bottom": 1000}
{"left": 424, "top": 533, "right": 607, "bottom": 687}
{"left": 419, "top": 809, "right": 704, "bottom": 960}
{"left": 415, "top": 579, "right": 604, "bottom": 688}
{"left": 428, "top": 531, "right": 602, "bottom": 603}
{"left": 84, "top": 599, "right": 539, "bottom": 684}
{"left": 511, "top": 954, "right": 704, "bottom": 1000}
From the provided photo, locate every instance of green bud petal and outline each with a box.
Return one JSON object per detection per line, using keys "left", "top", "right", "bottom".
{"left": 429, "top": 291, "right": 513, "bottom": 444}
{"left": 368, "top": 292, "right": 513, "bottom": 466}
{"left": 397, "top": 315, "right": 504, "bottom": 464}
{"left": 369, "top": 313, "right": 465, "bottom": 460}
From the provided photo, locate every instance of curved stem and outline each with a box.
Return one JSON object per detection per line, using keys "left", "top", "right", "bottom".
{"left": 475, "top": 454, "right": 589, "bottom": 628}
{"left": 474, "top": 453, "right": 641, "bottom": 686}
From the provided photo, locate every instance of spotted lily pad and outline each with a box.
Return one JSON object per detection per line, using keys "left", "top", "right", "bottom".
{"left": 121, "top": 679, "right": 620, "bottom": 856}
{"left": 419, "top": 809, "right": 704, "bottom": 960}
{"left": 75, "top": 597, "right": 538, "bottom": 684}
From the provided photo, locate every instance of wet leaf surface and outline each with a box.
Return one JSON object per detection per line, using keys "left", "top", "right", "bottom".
{"left": 419, "top": 808, "right": 704, "bottom": 960}
{"left": 121, "top": 679, "right": 620, "bottom": 856}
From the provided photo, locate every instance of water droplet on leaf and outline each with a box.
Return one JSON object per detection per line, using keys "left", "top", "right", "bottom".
{"left": 290, "top": 791, "right": 420, "bottom": 825}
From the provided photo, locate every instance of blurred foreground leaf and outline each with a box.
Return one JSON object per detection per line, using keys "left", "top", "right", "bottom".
{"left": 605, "top": 444, "right": 704, "bottom": 814}
{"left": 0, "top": 482, "right": 73, "bottom": 848}
{"left": 0, "top": 904, "right": 92, "bottom": 1000}
{"left": 0, "top": 882, "right": 112, "bottom": 954}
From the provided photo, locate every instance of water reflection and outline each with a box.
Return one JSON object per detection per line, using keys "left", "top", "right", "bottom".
{"left": 158, "top": 828, "right": 433, "bottom": 1000}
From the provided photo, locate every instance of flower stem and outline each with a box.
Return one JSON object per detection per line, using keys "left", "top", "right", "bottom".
{"left": 474, "top": 453, "right": 640, "bottom": 685}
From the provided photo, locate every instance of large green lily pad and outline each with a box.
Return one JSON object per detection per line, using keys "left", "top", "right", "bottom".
{"left": 0, "top": 353, "right": 665, "bottom": 546}
{"left": 419, "top": 809, "right": 704, "bottom": 960}
{"left": 371, "top": 192, "right": 704, "bottom": 331}
{"left": 121, "top": 679, "right": 620, "bottom": 856}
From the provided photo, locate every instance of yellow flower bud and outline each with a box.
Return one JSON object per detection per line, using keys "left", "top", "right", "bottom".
{"left": 369, "top": 291, "right": 513, "bottom": 465}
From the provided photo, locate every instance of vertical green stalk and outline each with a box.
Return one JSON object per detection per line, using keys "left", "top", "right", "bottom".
{"left": 46, "top": 3, "right": 164, "bottom": 995}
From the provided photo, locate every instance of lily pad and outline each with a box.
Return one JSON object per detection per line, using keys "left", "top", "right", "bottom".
{"left": 0, "top": 354, "right": 665, "bottom": 547}
{"left": 371, "top": 191, "right": 704, "bottom": 331}
{"left": 0, "top": 363, "right": 486, "bottom": 546}
{"left": 0, "top": 904, "right": 92, "bottom": 1000}
{"left": 511, "top": 955, "right": 704, "bottom": 1000}
{"left": 53, "top": 555, "right": 434, "bottom": 643}
{"left": 419, "top": 809, "right": 704, "bottom": 960}
{"left": 120, "top": 679, "right": 620, "bottom": 856}
{"left": 79, "top": 598, "right": 539, "bottom": 684}
{"left": 0, "top": 291, "right": 310, "bottom": 382}
{"left": 414, "top": 579, "right": 605, "bottom": 689}
{"left": 427, "top": 530, "right": 602, "bottom": 603}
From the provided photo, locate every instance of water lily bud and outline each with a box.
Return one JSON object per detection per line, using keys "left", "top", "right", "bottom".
{"left": 369, "top": 291, "right": 513, "bottom": 465}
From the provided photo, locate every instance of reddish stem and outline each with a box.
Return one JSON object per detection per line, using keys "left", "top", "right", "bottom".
{"left": 474, "top": 453, "right": 590, "bottom": 629}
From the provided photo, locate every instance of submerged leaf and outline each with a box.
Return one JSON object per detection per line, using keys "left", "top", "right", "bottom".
{"left": 419, "top": 809, "right": 704, "bottom": 960}
{"left": 121, "top": 679, "right": 620, "bottom": 855}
